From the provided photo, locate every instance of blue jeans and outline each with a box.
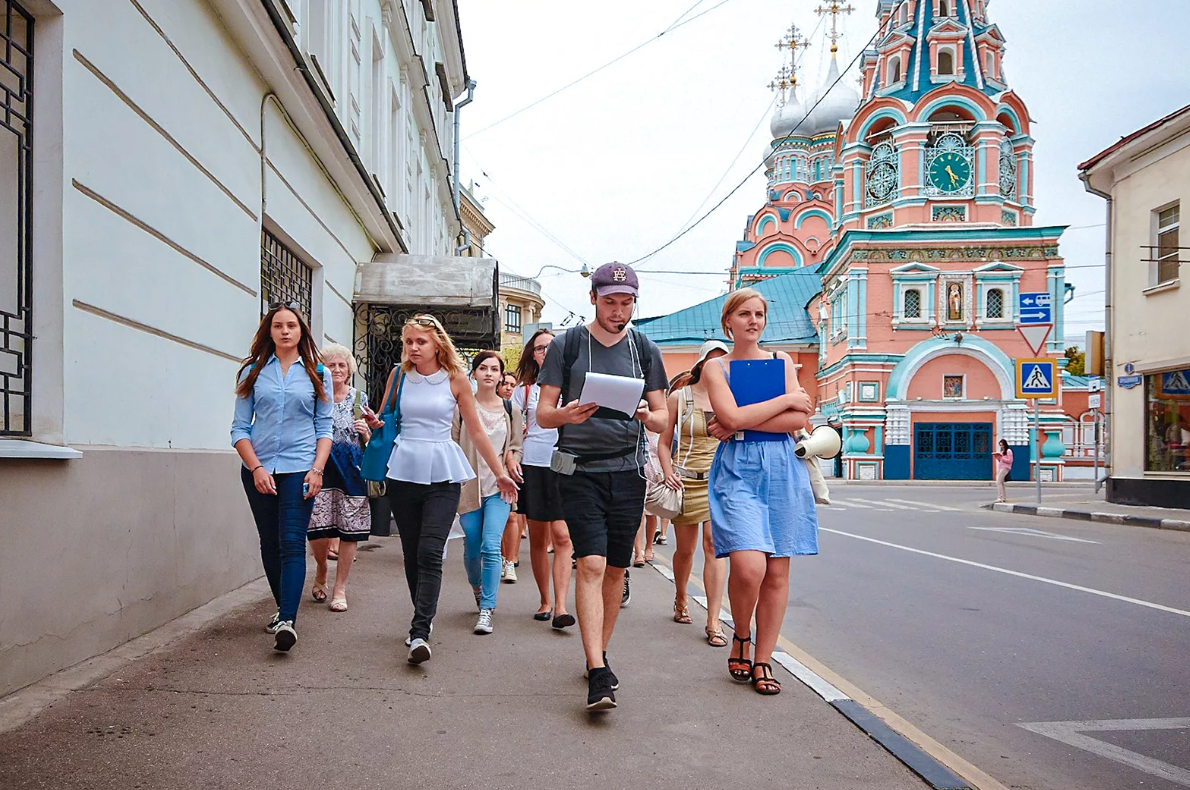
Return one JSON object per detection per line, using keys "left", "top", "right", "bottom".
{"left": 460, "top": 494, "right": 511, "bottom": 610}
{"left": 241, "top": 467, "right": 313, "bottom": 623}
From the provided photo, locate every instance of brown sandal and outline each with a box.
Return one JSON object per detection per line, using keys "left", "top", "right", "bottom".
{"left": 728, "top": 633, "right": 752, "bottom": 681}
{"left": 705, "top": 627, "right": 728, "bottom": 647}
{"left": 673, "top": 600, "right": 693, "bottom": 624}
{"left": 751, "top": 662, "right": 782, "bottom": 695}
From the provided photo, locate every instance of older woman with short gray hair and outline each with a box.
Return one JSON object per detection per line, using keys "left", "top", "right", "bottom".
{"left": 308, "top": 343, "right": 372, "bottom": 611}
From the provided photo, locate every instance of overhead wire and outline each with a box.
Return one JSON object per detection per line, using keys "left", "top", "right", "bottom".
{"left": 466, "top": 0, "right": 735, "bottom": 139}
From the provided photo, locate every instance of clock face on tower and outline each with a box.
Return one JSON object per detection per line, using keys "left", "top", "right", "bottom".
{"left": 928, "top": 151, "right": 972, "bottom": 193}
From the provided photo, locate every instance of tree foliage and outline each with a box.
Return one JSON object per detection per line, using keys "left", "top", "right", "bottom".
{"left": 1064, "top": 345, "right": 1085, "bottom": 376}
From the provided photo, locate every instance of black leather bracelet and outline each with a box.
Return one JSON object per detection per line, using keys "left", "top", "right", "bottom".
{"left": 251, "top": 465, "right": 263, "bottom": 473}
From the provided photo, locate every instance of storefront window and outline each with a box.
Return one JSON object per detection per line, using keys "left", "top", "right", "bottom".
{"left": 1145, "top": 369, "right": 1190, "bottom": 472}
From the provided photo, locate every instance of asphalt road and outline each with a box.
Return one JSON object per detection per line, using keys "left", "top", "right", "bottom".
{"left": 658, "top": 484, "right": 1190, "bottom": 790}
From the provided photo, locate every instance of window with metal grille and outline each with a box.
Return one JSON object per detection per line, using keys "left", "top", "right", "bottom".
{"left": 1, "top": 0, "right": 33, "bottom": 436}
{"left": 986, "top": 288, "right": 1004, "bottom": 319}
{"left": 904, "top": 289, "right": 921, "bottom": 319}
{"left": 504, "top": 303, "right": 522, "bottom": 334}
{"left": 260, "top": 230, "right": 313, "bottom": 320}
{"left": 1156, "top": 204, "right": 1179, "bottom": 285}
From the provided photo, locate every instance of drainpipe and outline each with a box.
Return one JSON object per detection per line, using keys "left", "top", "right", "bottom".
{"left": 1079, "top": 172, "right": 1112, "bottom": 494}
{"left": 452, "top": 79, "right": 476, "bottom": 221}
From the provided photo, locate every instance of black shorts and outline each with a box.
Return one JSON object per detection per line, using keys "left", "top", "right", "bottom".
{"left": 558, "top": 469, "right": 647, "bottom": 568}
{"left": 520, "top": 465, "right": 565, "bottom": 522}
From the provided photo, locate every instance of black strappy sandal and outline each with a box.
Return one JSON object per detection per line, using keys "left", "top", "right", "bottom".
{"left": 728, "top": 633, "right": 753, "bottom": 682}
{"left": 751, "top": 662, "right": 782, "bottom": 695}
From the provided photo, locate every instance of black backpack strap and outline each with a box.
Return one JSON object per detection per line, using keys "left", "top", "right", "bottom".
{"left": 561, "top": 325, "right": 583, "bottom": 405}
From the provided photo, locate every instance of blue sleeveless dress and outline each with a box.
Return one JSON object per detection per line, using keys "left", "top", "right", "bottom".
{"left": 707, "top": 358, "right": 819, "bottom": 559}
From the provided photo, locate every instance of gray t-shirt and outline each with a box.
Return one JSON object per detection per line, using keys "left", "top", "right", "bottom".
{"left": 537, "top": 326, "right": 669, "bottom": 473}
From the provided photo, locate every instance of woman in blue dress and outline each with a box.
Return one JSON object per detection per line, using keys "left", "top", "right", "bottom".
{"left": 701, "top": 288, "right": 818, "bottom": 695}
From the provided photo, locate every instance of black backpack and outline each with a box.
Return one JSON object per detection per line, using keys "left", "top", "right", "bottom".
{"left": 559, "top": 326, "right": 653, "bottom": 421}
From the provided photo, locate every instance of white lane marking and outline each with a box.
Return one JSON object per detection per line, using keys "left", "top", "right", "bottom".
{"left": 832, "top": 499, "right": 875, "bottom": 509}
{"left": 654, "top": 564, "right": 675, "bottom": 581}
{"left": 969, "top": 526, "right": 1100, "bottom": 544}
{"left": 887, "top": 498, "right": 965, "bottom": 512}
{"left": 821, "top": 527, "right": 1190, "bottom": 619}
{"left": 772, "top": 651, "right": 850, "bottom": 703}
{"left": 850, "top": 498, "right": 919, "bottom": 510}
{"left": 1018, "top": 718, "right": 1190, "bottom": 787}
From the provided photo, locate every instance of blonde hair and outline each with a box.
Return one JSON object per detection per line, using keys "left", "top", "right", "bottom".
{"left": 400, "top": 315, "right": 465, "bottom": 375}
{"left": 720, "top": 287, "right": 769, "bottom": 340}
{"left": 320, "top": 342, "right": 357, "bottom": 376}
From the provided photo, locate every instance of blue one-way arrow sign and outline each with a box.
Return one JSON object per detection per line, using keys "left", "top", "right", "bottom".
{"left": 1018, "top": 292, "right": 1052, "bottom": 325}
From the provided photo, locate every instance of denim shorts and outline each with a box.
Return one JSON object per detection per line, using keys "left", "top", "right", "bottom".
{"left": 558, "top": 469, "right": 646, "bottom": 568}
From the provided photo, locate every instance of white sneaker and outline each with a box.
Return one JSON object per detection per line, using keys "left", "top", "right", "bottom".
{"left": 407, "top": 637, "right": 432, "bottom": 664}
{"left": 404, "top": 623, "right": 433, "bottom": 647}
{"left": 503, "top": 562, "right": 517, "bottom": 584}
{"left": 475, "top": 608, "right": 494, "bottom": 635}
{"left": 500, "top": 560, "right": 509, "bottom": 580}
{"left": 273, "top": 621, "right": 296, "bottom": 652}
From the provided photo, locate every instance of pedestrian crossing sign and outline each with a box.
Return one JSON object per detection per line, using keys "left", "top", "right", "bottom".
{"left": 1016, "top": 358, "right": 1057, "bottom": 399}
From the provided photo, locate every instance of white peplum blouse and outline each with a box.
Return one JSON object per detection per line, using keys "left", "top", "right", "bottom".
{"left": 385, "top": 367, "right": 476, "bottom": 484}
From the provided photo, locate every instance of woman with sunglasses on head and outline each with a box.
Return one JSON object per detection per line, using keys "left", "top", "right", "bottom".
{"left": 701, "top": 289, "right": 818, "bottom": 696}
{"left": 657, "top": 340, "right": 730, "bottom": 647}
{"left": 452, "top": 351, "right": 523, "bottom": 634}
{"left": 231, "top": 302, "right": 333, "bottom": 652}
{"left": 364, "top": 315, "right": 516, "bottom": 664}
{"left": 510, "top": 328, "right": 575, "bottom": 629}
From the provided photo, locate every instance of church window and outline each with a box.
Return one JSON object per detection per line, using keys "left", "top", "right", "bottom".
{"left": 815, "top": 159, "right": 822, "bottom": 181}
{"left": 986, "top": 288, "right": 1004, "bottom": 319}
{"left": 888, "top": 56, "right": 902, "bottom": 85}
{"left": 938, "top": 0, "right": 951, "bottom": 17}
{"left": 898, "top": 4, "right": 908, "bottom": 25}
{"left": 998, "top": 139, "right": 1018, "bottom": 200}
{"left": 938, "top": 49, "right": 955, "bottom": 76}
{"left": 904, "top": 289, "right": 922, "bottom": 319}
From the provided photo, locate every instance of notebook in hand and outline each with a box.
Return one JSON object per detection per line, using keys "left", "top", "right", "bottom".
{"left": 729, "top": 358, "right": 787, "bottom": 442}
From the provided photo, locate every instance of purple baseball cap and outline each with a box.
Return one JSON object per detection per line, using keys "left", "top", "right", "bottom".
{"left": 590, "top": 262, "right": 639, "bottom": 298}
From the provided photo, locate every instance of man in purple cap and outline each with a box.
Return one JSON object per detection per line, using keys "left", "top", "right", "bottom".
{"left": 536, "top": 262, "right": 669, "bottom": 711}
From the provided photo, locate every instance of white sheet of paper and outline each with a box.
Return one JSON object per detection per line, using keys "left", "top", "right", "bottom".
{"left": 579, "top": 372, "right": 645, "bottom": 416}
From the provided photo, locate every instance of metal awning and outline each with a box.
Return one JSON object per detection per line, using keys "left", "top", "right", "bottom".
{"left": 354, "top": 254, "right": 497, "bottom": 308}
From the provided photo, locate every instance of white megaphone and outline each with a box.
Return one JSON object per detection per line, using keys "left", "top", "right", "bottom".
{"left": 794, "top": 425, "right": 842, "bottom": 460}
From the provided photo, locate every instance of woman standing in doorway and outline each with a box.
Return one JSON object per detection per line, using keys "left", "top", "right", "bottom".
{"left": 453, "top": 351, "right": 523, "bottom": 635}
{"left": 511, "top": 328, "right": 575, "bottom": 629}
{"left": 993, "top": 439, "right": 1013, "bottom": 503}
{"left": 364, "top": 315, "right": 516, "bottom": 664}
{"left": 701, "top": 289, "right": 818, "bottom": 695}
{"left": 658, "top": 340, "right": 730, "bottom": 647}
{"left": 307, "top": 343, "right": 372, "bottom": 612}
{"left": 231, "top": 302, "right": 333, "bottom": 652}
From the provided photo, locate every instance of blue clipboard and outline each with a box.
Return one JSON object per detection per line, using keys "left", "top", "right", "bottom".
{"left": 729, "top": 358, "right": 787, "bottom": 442}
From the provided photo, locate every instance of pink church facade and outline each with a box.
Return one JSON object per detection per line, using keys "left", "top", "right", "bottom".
{"left": 649, "top": 0, "right": 1102, "bottom": 482}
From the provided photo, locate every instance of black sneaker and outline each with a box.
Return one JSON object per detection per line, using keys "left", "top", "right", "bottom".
{"left": 621, "top": 570, "right": 631, "bottom": 608}
{"left": 586, "top": 668, "right": 617, "bottom": 711}
{"left": 583, "top": 653, "right": 619, "bottom": 690}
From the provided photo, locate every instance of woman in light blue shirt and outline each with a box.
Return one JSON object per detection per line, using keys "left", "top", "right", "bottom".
{"left": 231, "top": 302, "right": 333, "bottom": 652}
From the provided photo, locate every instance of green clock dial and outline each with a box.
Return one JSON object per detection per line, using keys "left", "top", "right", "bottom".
{"left": 928, "top": 151, "right": 972, "bottom": 193}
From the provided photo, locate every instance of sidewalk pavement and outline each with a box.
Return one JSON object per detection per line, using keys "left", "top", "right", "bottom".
{"left": 981, "top": 498, "right": 1190, "bottom": 532}
{"left": 0, "top": 534, "right": 930, "bottom": 790}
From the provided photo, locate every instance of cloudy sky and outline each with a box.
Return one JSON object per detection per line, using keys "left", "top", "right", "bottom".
{"left": 457, "top": 0, "right": 1190, "bottom": 343}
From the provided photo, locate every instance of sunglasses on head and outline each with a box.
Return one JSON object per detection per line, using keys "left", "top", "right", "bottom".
{"left": 406, "top": 315, "right": 442, "bottom": 329}
{"left": 269, "top": 300, "right": 301, "bottom": 312}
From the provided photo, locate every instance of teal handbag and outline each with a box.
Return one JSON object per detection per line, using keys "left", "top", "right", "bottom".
{"left": 360, "top": 369, "right": 404, "bottom": 483}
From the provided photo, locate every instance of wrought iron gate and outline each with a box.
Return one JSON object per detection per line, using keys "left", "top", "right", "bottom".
{"left": 914, "top": 422, "right": 993, "bottom": 480}
{"left": 352, "top": 304, "right": 499, "bottom": 401}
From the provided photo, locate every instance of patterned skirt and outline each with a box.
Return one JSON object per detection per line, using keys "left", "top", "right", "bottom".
{"left": 310, "top": 441, "right": 371, "bottom": 542}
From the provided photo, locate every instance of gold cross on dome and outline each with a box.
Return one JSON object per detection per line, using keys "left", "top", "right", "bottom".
{"left": 815, "top": 1, "right": 855, "bottom": 55}
{"left": 768, "top": 64, "right": 794, "bottom": 106}
{"left": 775, "top": 23, "right": 810, "bottom": 58}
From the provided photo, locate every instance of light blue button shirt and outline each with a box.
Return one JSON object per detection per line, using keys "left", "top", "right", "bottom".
{"left": 231, "top": 356, "right": 334, "bottom": 474}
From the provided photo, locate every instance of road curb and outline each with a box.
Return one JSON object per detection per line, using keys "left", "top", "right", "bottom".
{"left": 646, "top": 560, "right": 979, "bottom": 790}
{"left": 982, "top": 502, "right": 1190, "bottom": 533}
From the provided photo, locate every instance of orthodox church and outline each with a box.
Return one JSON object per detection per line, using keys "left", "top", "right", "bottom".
{"left": 637, "top": 0, "right": 1098, "bottom": 481}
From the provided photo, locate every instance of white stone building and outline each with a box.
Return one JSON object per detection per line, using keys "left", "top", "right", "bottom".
{"left": 0, "top": 0, "right": 481, "bottom": 697}
{"left": 1079, "top": 103, "right": 1190, "bottom": 509}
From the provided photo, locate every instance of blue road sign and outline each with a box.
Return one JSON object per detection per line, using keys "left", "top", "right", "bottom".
{"left": 1017, "top": 359, "right": 1057, "bottom": 397}
{"left": 1018, "top": 292, "right": 1052, "bottom": 325}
